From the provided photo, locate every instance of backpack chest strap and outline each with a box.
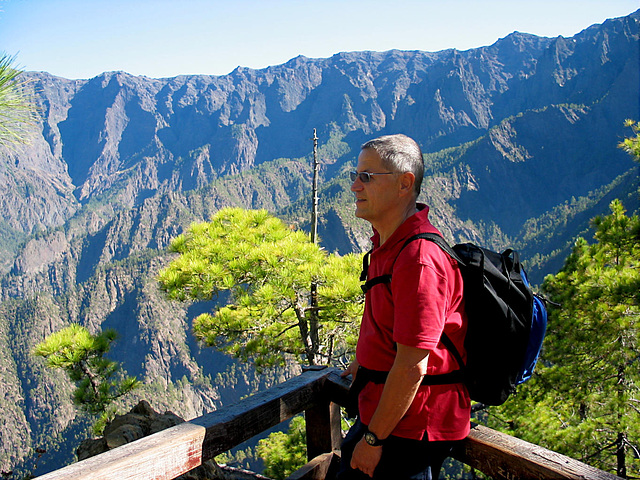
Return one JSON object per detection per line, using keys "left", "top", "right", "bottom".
{"left": 357, "top": 362, "right": 465, "bottom": 387}
{"left": 361, "top": 274, "right": 392, "bottom": 293}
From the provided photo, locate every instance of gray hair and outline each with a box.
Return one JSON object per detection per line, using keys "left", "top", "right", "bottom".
{"left": 361, "top": 134, "right": 424, "bottom": 196}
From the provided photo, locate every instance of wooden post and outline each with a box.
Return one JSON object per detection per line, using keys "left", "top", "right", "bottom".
{"left": 305, "top": 401, "right": 341, "bottom": 461}
{"left": 303, "top": 366, "right": 342, "bottom": 461}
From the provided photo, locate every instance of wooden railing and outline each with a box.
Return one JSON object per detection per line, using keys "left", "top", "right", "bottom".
{"left": 34, "top": 366, "right": 622, "bottom": 480}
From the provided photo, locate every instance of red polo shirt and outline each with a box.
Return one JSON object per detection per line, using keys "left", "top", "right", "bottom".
{"left": 355, "top": 204, "right": 470, "bottom": 441}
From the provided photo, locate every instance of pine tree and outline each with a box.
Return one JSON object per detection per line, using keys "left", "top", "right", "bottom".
{"left": 488, "top": 119, "right": 640, "bottom": 478}
{"left": 33, "top": 324, "right": 140, "bottom": 430}
{"left": 257, "top": 416, "right": 307, "bottom": 479}
{"left": 158, "top": 207, "right": 364, "bottom": 370}
{"left": 618, "top": 119, "right": 640, "bottom": 161}
{"left": 0, "top": 52, "right": 35, "bottom": 146}
{"left": 490, "top": 209, "right": 639, "bottom": 476}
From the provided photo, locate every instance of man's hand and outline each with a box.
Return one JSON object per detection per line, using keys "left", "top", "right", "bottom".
{"left": 341, "top": 358, "right": 359, "bottom": 384}
{"left": 350, "top": 437, "right": 382, "bottom": 477}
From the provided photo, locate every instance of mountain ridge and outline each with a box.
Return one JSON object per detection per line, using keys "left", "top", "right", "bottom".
{"left": 0, "top": 10, "right": 638, "bottom": 476}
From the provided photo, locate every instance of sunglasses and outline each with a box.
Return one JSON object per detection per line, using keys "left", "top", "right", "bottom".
{"left": 349, "top": 171, "right": 396, "bottom": 183}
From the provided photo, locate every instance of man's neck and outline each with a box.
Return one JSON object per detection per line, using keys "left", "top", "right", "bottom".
{"left": 376, "top": 202, "right": 418, "bottom": 245}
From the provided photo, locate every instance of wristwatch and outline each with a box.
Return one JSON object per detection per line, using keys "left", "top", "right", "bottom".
{"left": 363, "top": 429, "right": 386, "bottom": 447}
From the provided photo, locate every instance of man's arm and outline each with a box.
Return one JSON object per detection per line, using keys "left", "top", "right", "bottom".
{"left": 349, "top": 343, "right": 430, "bottom": 477}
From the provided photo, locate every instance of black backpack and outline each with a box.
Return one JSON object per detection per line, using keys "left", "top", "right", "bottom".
{"left": 360, "top": 232, "right": 548, "bottom": 406}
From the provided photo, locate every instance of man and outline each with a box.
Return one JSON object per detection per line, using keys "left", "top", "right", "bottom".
{"left": 338, "top": 134, "right": 470, "bottom": 480}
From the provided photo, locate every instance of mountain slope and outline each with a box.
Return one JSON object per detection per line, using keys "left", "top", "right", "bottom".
{"left": 0, "top": 10, "right": 638, "bottom": 476}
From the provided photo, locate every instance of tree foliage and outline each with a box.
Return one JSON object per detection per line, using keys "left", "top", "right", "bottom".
{"left": 619, "top": 119, "right": 640, "bottom": 163}
{"left": 158, "top": 207, "right": 364, "bottom": 370}
{"left": 0, "top": 52, "right": 35, "bottom": 146}
{"left": 489, "top": 199, "right": 640, "bottom": 478}
{"left": 256, "top": 416, "right": 307, "bottom": 479}
{"left": 33, "top": 325, "right": 140, "bottom": 419}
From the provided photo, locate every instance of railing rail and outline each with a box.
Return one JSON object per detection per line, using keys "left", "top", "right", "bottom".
{"left": 34, "top": 367, "right": 340, "bottom": 480}
{"left": 34, "top": 366, "right": 622, "bottom": 480}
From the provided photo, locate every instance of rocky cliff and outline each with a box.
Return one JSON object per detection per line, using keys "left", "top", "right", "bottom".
{"left": 0, "top": 10, "right": 638, "bottom": 477}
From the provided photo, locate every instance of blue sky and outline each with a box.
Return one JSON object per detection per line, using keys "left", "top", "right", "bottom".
{"left": 0, "top": 0, "right": 637, "bottom": 80}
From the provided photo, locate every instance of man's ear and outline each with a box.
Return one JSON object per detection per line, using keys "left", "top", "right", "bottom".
{"left": 398, "top": 172, "right": 416, "bottom": 197}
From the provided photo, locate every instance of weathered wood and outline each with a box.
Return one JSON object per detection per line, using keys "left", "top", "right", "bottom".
{"left": 323, "top": 373, "right": 622, "bottom": 480}
{"left": 304, "top": 367, "right": 343, "bottom": 461}
{"left": 34, "top": 367, "right": 336, "bottom": 480}
{"left": 34, "top": 367, "right": 624, "bottom": 480}
{"left": 193, "top": 366, "right": 336, "bottom": 460}
{"left": 305, "top": 401, "right": 341, "bottom": 461}
{"left": 34, "top": 421, "right": 206, "bottom": 480}
{"left": 322, "top": 369, "right": 352, "bottom": 407}
{"left": 452, "top": 424, "right": 623, "bottom": 480}
{"left": 285, "top": 452, "right": 341, "bottom": 480}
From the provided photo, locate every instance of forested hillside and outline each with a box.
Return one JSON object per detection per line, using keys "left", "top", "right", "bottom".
{"left": 0, "top": 10, "right": 638, "bottom": 476}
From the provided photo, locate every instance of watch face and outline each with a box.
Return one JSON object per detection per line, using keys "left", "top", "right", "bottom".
{"left": 364, "top": 431, "right": 377, "bottom": 446}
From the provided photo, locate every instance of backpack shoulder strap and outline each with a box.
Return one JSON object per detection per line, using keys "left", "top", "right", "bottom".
{"left": 359, "top": 232, "right": 468, "bottom": 381}
{"left": 406, "top": 233, "right": 465, "bottom": 266}
{"left": 360, "top": 249, "right": 372, "bottom": 282}
{"left": 360, "top": 232, "right": 465, "bottom": 292}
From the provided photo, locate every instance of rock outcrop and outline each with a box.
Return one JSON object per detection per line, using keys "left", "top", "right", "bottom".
{"left": 77, "top": 400, "right": 227, "bottom": 480}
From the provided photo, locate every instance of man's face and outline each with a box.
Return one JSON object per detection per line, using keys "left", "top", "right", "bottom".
{"left": 350, "top": 148, "right": 400, "bottom": 227}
